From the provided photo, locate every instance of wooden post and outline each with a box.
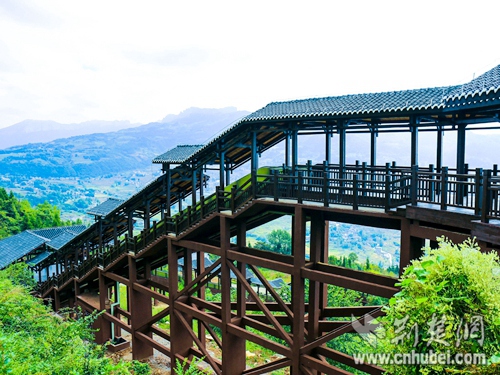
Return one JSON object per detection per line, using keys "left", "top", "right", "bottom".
{"left": 353, "top": 174, "right": 359, "bottom": 210}
{"left": 291, "top": 127, "right": 298, "bottom": 176}
{"left": 475, "top": 168, "right": 483, "bottom": 216}
{"left": 192, "top": 165, "right": 197, "bottom": 208}
{"left": 220, "top": 216, "right": 245, "bottom": 374}
{"left": 291, "top": 206, "right": 306, "bottom": 374}
{"left": 166, "top": 165, "right": 172, "bottom": 217}
{"left": 481, "top": 169, "right": 491, "bottom": 223}
{"left": 411, "top": 165, "right": 418, "bottom": 205}
{"left": 436, "top": 126, "right": 443, "bottom": 173}
{"left": 131, "top": 257, "right": 153, "bottom": 359}
{"left": 338, "top": 120, "right": 346, "bottom": 180}
{"left": 441, "top": 167, "right": 449, "bottom": 210}
{"left": 370, "top": 121, "right": 378, "bottom": 167}
{"left": 168, "top": 239, "right": 192, "bottom": 364}
{"left": 410, "top": 117, "right": 419, "bottom": 167}
{"left": 251, "top": 130, "right": 258, "bottom": 198}
{"left": 429, "top": 164, "right": 435, "bottom": 200}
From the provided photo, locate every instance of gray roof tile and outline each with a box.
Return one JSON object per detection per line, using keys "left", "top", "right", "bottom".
{"left": 445, "top": 64, "right": 500, "bottom": 102}
{"left": 0, "top": 225, "right": 89, "bottom": 269}
{"left": 87, "top": 198, "right": 125, "bottom": 217}
{"left": 46, "top": 231, "right": 79, "bottom": 250}
{"left": 0, "top": 231, "right": 46, "bottom": 269}
{"left": 31, "top": 225, "right": 87, "bottom": 240}
{"left": 153, "top": 145, "right": 204, "bottom": 164}
{"left": 27, "top": 251, "right": 52, "bottom": 267}
{"left": 243, "top": 86, "right": 456, "bottom": 122}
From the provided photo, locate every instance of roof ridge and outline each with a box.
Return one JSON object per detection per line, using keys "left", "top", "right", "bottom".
{"left": 25, "top": 230, "right": 50, "bottom": 241}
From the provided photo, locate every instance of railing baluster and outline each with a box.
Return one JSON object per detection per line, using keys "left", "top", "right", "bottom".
{"left": 323, "top": 162, "right": 328, "bottom": 207}
{"left": 298, "top": 172, "right": 303, "bottom": 204}
{"left": 411, "top": 165, "right": 418, "bottom": 206}
{"left": 481, "top": 170, "right": 491, "bottom": 223}
{"left": 475, "top": 168, "right": 483, "bottom": 216}
{"left": 353, "top": 174, "right": 359, "bottom": 210}
{"left": 441, "top": 167, "right": 448, "bottom": 210}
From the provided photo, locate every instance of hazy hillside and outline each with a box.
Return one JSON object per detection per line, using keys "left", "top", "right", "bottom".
{"left": 0, "top": 107, "right": 249, "bottom": 220}
{"left": 0, "top": 107, "right": 249, "bottom": 179}
{"left": 0, "top": 119, "right": 140, "bottom": 149}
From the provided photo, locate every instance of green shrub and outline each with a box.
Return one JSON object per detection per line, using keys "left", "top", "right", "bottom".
{"left": 0, "top": 264, "right": 150, "bottom": 375}
{"left": 174, "top": 357, "right": 210, "bottom": 375}
{"left": 378, "top": 237, "right": 500, "bottom": 374}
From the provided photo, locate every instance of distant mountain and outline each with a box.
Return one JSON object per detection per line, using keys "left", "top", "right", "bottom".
{"left": 0, "top": 107, "right": 250, "bottom": 178}
{"left": 0, "top": 119, "right": 140, "bottom": 149}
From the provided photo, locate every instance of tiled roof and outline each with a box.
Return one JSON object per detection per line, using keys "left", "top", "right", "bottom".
{"left": 153, "top": 145, "right": 204, "bottom": 164}
{"left": 444, "top": 64, "right": 500, "bottom": 102}
{"left": 244, "top": 86, "right": 456, "bottom": 122}
{"left": 31, "top": 225, "right": 87, "bottom": 240}
{"left": 46, "top": 231, "right": 80, "bottom": 251}
{"left": 0, "top": 231, "right": 46, "bottom": 269}
{"left": 87, "top": 198, "right": 125, "bottom": 217}
{"left": 27, "top": 251, "right": 52, "bottom": 267}
{"left": 0, "top": 225, "right": 89, "bottom": 269}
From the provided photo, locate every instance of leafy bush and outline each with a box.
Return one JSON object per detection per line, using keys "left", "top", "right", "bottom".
{"left": 378, "top": 237, "right": 500, "bottom": 374}
{"left": 0, "top": 264, "right": 150, "bottom": 375}
{"left": 174, "top": 357, "right": 211, "bottom": 375}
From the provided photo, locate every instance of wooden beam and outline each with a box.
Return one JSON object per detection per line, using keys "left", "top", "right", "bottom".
{"left": 132, "top": 282, "right": 169, "bottom": 304}
{"left": 227, "top": 323, "right": 292, "bottom": 357}
{"left": 227, "top": 249, "right": 294, "bottom": 274}
{"left": 174, "top": 239, "right": 222, "bottom": 256}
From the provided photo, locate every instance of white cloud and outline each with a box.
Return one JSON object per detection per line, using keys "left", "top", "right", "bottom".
{"left": 0, "top": 0, "right": 499, "bottom": 128}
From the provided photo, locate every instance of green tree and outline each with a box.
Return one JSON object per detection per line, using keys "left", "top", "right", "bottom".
{"left": 378, "top": 237, "right": 500, "bottom": 374}
{"left": 0, "top": 264, "right": 150, "bottom": 375}
{"left": 268, "top": 229, "right": 292, "bottom": 255}
{"left": 0, "top": 187, "right": 78, "bottom": 239}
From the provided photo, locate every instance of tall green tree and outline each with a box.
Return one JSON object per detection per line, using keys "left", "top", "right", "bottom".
{"left": 0, "top": 187, "right": 79, "bottom": 239}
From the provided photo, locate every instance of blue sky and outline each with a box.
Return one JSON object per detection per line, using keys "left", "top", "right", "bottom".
{"left": 0, "top": 0, "right": 499, "bottom": 128}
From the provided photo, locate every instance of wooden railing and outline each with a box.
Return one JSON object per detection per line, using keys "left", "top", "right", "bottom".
{"left": 37, "top": 162, "right": 500, "bottom": 294}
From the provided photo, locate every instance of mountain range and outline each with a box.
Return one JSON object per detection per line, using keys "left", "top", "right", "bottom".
{"left": 0, "top": 107, "right": 249, "bottom": 178}
{"left": 0, "top": 119, "right": 140, "bottom": 149}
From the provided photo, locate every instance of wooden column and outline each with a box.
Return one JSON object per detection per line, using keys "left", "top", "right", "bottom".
{"left": 251, "top": 130, "right": 258, "bottom": 196}
{"left": 196, "top": 250, "right": 206, "bottom": 349}
{"left": 168, "top": 239, "right": 192, "bottom": 364}
{"left": 291, "top": 127, "right": 298, "bottom": 175}
{"left": 191, "top": 165, "right": 197, "bottom": 208}
{"left": 166, "top": 165, "right": 172, "bottom": 217}
{"left": 95, "top": 270, "right": 111, "bottom": 344}
{"left": 221, "top": 216, "right": 246, "bottom": 374}
{"left": 411, "top": 117, "right": 419, "bottom": 167}
{"left": 456, "top": 124, "right": 466, "bottom": 174}
{"left": 325, "top": 127, "right": 332, "bottom": 164}
{"left": 399, "top": 219, "right": 425, "bottom": 275}
{"left": 291, "top": 206, "right": 306, "bottom": 374}
{"left": 308, "top": 215, "right": 325, "bottom": 344}
{"left": 456, "top": 124, "right": 467, "bottom": 205}
{"left": 199, "top": 168, "right": 204, "bottom": 198}
{"left": 219, "top": 150, "right": 226, "bottom": 189}
{"left": 129, "top": 256, "right": 153, "bottom": 359}
{"left": 226, "top": 163, "right": 231, "bottom": 186}
{"left": 236, "top": 222, "right": 247, "bottom": 317}
{"left": 144, "top": 199, "right": 151, "bottom": 231}
{"left": 436, "top": 126, "right": 443, "bottom": 173}
{"left": 128, "top": 212, "right": 134, "bottom": 237}
{"left": 285, "top": 130, "right": 291, "bottom": 168}
{"left": 338, "top": 120, "right": 346, "bottom": 178}
{"left": 370, "top": 122, "right": 378, "bottom": 167}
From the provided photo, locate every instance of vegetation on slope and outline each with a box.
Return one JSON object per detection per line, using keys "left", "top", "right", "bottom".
{"left": 0, "top": 263, "right": 150, "bottom": 375}
{"left": 0, "top": 187, "right": 81, "bottom": 239}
